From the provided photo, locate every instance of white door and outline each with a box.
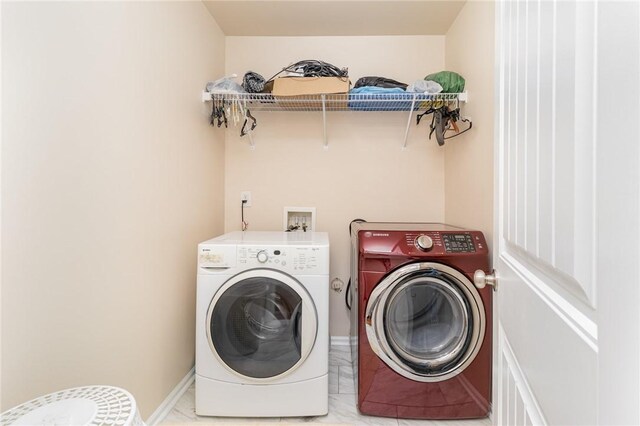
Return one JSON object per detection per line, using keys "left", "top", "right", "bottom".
{"left": 494, "top": 1, "right": 640, "bottom": 425}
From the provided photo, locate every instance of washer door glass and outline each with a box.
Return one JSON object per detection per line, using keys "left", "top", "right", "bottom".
{"left": 210, "top": 276, "right": 303, "bottom": 379}
{"left": 384, "top": 273, "right": 471, "bottom": 373}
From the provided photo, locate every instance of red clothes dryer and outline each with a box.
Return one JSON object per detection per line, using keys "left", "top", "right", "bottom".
{"left": 349, "top": 222, "right": 492, "bottom": 420}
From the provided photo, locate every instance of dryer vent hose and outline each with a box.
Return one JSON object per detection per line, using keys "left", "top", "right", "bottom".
{"left": 346, "top": 218, "right": 367, "bottom": 311}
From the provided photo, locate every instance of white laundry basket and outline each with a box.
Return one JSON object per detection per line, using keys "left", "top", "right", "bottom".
{"left": 0, "top": 385, "right": 145, "bottom": 426}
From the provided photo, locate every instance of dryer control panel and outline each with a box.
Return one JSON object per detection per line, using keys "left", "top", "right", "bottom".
{"left": 361, "top": 229, "right": 487, "bottom": 258}
{"left": 356, "top": 225, "right": 489, "bottom": 275}
{"left": 442, "top": 233, "right": 476, "bottom": 253}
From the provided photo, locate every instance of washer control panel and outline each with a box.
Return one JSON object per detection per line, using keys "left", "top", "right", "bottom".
{"left": 236, "top": 246, "right": 328, "bottom": 274}
{"left": 442, "top": 233, "right": 476, "bottom": 253}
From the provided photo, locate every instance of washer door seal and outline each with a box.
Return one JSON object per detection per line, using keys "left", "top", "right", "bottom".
{"left": 365, "top": 262, "right": 485, "bottom": 382}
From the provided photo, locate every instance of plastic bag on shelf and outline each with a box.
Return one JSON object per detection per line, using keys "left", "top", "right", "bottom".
{"left": 406, "top": 80, "right": 443, "bottom": 94}
{"left": 206, "top": 75, "right": 246, "bottom": 94}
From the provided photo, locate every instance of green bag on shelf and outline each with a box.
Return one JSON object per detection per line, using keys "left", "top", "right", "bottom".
{"left": 424, "top": 71, "right": 465, "bottom": 93}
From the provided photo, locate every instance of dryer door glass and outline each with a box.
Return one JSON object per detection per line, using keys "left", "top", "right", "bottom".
{"left": 383, "top": 274, "right": 471, "bottom": 373}
{"left": 210, "top": 276, "right": 303, "bottom": 379}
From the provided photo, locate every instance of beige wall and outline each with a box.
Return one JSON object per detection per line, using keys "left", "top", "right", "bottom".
{"left": 224, "top": 36, "right": 446, "bottom": 336}
{"left": 444, "top": 1, "right": 495, "bottom": 250}
{"left": 1, "top": 2, "right": 225, "bottom": 418}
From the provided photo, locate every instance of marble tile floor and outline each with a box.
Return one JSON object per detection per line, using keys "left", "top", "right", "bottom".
{"left": 161, "top": 346, "right": 491, "bottom": 426}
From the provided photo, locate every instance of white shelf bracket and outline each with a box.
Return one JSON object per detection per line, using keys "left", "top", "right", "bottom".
{"left": 402, "top": 94, "right": 418, "bottom": 150}
{"left": 321, "top": 95, "right": 328, "bottom": 150}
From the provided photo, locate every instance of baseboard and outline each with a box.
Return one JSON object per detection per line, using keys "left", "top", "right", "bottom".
{"left": 330, "top": 335, "right": 350, "bottom": 346}
{"left": 146, "top": 366, "right": 195, "bottom": 426}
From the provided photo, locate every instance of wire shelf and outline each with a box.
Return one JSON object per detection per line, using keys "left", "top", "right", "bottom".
{"left": 202, "top": 91, "right": 469, "bottom": 150}
{"left": 203, "top": 92, "right": 466, "bottom": 112}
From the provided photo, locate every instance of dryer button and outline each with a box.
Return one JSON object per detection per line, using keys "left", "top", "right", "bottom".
{"left": 415, "top": 235, "right": 434, "bottom": 251}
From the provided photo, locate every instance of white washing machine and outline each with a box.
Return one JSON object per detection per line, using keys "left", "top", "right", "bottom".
{"left": 195, "top": 231, "right": 330, "bottom": 417}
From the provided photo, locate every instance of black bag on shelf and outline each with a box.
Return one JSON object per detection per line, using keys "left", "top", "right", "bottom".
{"left": 242, "top": 71, "right": 266, "bottom": 93}
{"left": 353, "top": 76, "right": 408, "bottom": 89}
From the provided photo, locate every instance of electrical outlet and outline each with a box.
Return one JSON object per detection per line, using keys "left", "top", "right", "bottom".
{"left": 241, "top": 191, "right": 252, "bottom": 207}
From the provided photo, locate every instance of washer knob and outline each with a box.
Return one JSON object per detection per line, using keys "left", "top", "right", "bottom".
{"left": 256, "top": 250, "right": 269, "bottom": 263}
{"left": 415, "top": 235, "right": 434, "bottom": 251}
